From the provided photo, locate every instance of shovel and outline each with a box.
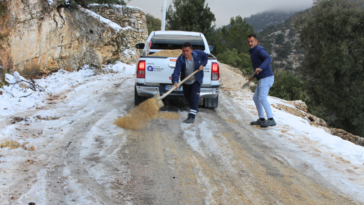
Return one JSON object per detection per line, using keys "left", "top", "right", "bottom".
{"left": 154, "top": 69, "right": 199, "bottom": 108}
{"left": 241, "top": 70, "right": 259, "bottom": 90}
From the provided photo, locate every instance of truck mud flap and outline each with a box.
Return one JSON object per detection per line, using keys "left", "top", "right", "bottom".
{"left": 204, "top": 95, "right": 218, "bottom": 108}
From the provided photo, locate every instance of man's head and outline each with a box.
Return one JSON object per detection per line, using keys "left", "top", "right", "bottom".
{"left": 182, "top": 42, "right": 193, "bottom": 59}
{"left": 247, "top": 34, "right": 258, "bottom": 49}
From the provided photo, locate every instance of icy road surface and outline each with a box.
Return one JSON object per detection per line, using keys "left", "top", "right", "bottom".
{"left": 0, "top": 63, "right": 363, "bottom": 204}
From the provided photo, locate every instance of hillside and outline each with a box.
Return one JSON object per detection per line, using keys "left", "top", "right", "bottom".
{"left": 257, "top": 10, "right": 307, "bottom": 72}
{"left": 244, "top": 10, "right": 297, "bottom": 33}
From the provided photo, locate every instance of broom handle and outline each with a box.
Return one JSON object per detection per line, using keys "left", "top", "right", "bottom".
{"left": 158, "top": 69, "right": 199, "bottom": 101}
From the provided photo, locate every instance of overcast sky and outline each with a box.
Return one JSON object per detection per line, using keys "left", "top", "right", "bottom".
{"left": 129, "top": 0, "right": 313, "bottom": 27}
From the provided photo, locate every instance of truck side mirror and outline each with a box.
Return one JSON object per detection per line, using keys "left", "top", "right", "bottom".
{"left": 135, "top": 43, "right": 145, "bottom": 49}
{"left": 209, "top": 46, "right": 214, "bottom": 51}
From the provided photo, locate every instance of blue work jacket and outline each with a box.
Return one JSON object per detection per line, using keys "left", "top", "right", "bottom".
{"left": 171, "top": 50, "right": 208, "bottom": 85}
{"left": 249, "top": 45, "right": 274, "bottom": 80}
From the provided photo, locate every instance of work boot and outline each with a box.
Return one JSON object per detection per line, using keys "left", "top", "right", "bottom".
{"left": 260, "top": 119, "right": 277, "bottom": 128}
{"left": 250, "top": 119, "right": 266, "bottom": 125}
{"left": 183, "top": 117, "right": 195, "bottom": 124}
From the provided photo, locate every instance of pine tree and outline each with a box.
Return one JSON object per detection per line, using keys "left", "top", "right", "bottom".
{"left": 146, "top": 14, "right": 161, "bottom": 34}
{"left": 212, "top": 16, "right": 254, "bottom": 56}
{"left": 295, "top": 0, "right": 364, "bottom": 136}
{"left": 166, "top": 0, "right": 216, "bottom": 36}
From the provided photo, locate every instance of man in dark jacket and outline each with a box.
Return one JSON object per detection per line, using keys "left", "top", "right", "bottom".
{"left": 247, "top": 34, "right": 276, "bottom": 127}
{"left": 172, "top": 42, "right": 208, "bottom": 123}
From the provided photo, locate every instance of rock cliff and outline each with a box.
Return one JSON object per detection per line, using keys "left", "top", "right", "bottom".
{"left": 0, "top": 0, "right": 147, "bottom": 77}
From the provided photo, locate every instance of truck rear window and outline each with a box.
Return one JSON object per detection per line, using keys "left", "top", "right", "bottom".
{"left": 150, "top": 35, "right": 205, "bottom": 50}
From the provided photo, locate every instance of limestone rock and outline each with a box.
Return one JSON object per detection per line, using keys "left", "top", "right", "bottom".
{"left": 272, "top": 103, "right": 328, "bottom": 127}
{"left": 288, "top": 100, "right": 308, "bottom": 112}
{"left": 0, "top": 1, "right": 148, "bottom": 73}
{"left": 329, "top": 128, "right": 364, "bottom": 147}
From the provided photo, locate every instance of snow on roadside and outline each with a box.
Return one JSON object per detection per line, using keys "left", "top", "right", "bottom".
{"left": 0, "top": 62, "right": 135, "bottom": 204}
{"left": 0, "top": 62, "right": 135, "bottom": 117}
{"left": 234, "top": 90, "right": 364, "bottom": 166}
{"left": 102, "top": 61, "right": 135, "bottom": 74}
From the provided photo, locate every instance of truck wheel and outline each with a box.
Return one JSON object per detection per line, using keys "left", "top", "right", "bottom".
{"left": 134, "top": 86, "right": 147, "bottom": 106}
{"left": 203, "top": 95, "right": 218, "bottom": 108}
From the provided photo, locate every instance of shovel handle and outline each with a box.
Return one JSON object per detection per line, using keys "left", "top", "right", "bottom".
{"left": 158, "top": 69, "right": 199, "bottom": 101}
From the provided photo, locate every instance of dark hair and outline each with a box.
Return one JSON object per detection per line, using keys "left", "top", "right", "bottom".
{"left": 247, "top": 34, "right": 258, "bottom": 39}
{"left": 182, "top": 42, "right": 193, "bottom": 49}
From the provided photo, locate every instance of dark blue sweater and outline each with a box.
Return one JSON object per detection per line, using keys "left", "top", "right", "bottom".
{"left": 172, "top": 50, "right": 208, "bottom": 85}
{"left": 249, "top": 45, "right": 274, "bottom": 80}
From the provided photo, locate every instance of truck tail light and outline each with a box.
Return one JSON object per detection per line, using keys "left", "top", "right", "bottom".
{"left": 211, "top": 63, "right": 219, "bottom": 81}
{"left": 137, "top": 61, "right": 145, "bottom": 78}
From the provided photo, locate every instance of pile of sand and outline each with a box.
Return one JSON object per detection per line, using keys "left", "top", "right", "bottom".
{"left": 114, "top": 98, "right": 160, "bottom": 130}
{"left": 1, "top": 141, "right": 20, "bottom": 149}
{"left": 150, "top": 50, "right": 182, "bottom": 57}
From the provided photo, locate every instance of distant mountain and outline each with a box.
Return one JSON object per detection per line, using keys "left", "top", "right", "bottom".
{"left": 257, "top": 9, "right": 309, "bottom": 72}
{"left": 244, "top": 10, "right": 297, "bottom": 33}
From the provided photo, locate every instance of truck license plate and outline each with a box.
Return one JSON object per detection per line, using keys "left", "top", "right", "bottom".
{"left": 165, "top": 85, "right": 183, "bottom": 91}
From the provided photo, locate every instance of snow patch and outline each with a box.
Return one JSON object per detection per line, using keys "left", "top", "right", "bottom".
{"left": 102, "top": 61, "right": 136, "bottom": 75}
{"left": 80, "top": 8, "right": 132, "bottom": 32}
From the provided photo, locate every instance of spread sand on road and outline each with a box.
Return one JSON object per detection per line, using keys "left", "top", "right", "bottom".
{"left": 114, "top": 98, "right": 160, "bottom": 130}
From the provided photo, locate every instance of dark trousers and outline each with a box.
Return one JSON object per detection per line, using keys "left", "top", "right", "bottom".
{"left": 183, "top": 81, "right": 200, "bottom": 119}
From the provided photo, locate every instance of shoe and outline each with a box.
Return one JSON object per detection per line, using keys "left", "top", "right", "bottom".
{"left": 250, "top": 119, "right": 266, "bottom": 125}
{"left": 183, "top": 117, "right": 195, "bottom": 124}
{"left": 260, "top": 119, "right": 277, "bottom": 127}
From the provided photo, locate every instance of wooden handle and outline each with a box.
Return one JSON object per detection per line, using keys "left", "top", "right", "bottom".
{"left": 249, "top": 71, "right": 256, "bottom": 79}
{"left": 158, "top": 69, "right": 199, "bottom": 101}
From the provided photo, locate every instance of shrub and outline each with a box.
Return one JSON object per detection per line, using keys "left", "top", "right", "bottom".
{"left": 269, "top": 70, "right": 309, "bottom": 102}
{"left": 216, "top": 48, "right": 252, "bottom": 74}
{"left": 19, "top": 65, "right": 42, "bottom": 80}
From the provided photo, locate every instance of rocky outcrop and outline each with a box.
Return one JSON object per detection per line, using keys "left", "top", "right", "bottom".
{"left": 0, "top": 0, "right": 148, "bottom": 73}
{"left": 272, "top": 103, "right": 328, "bottom": 127}
{"left": 287, "top": 100, "right": 308, "bottom": 113}
{"left": 329, "top": 128, "right": 364, "bottom": 147}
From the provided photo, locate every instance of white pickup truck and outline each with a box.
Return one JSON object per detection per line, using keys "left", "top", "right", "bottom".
{"left": 134, "top": 31, "right": 220, "bottom": 108}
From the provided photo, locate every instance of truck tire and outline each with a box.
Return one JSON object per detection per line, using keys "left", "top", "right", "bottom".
{"left": 134, "top": 86, "right": 147, "bottom": 106}
{"left": 204, "top": 95, "right": 218, "bottom": 108}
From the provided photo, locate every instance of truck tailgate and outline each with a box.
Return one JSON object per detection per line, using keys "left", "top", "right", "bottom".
{"left": 145, "top": 57, "right": 176, "bottom": 84}
{"left": 145, "top": 57, "right": 212, "bottom": 85}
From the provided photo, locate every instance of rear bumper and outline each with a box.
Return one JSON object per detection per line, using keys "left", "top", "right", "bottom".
{"left": 136, "top": 84, "right": 219, "bottom": 98}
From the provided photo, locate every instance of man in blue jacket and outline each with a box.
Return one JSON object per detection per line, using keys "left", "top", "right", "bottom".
{"left": 247, "top": 34, "right": 276, "bottom": 127}
{"left": 172, "top": 42, "right": 208, "bottom": 124}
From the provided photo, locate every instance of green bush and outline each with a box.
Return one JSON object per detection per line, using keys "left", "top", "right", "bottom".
{"left": 216, "top": 48, "right": 252, "bottom": 74}
{"left": 269, "top": 70, "right": 309, "bottom": 102}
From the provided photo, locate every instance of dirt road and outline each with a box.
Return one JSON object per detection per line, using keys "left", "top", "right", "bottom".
{"left": 0, "top": 66, "right": 359, "bottom": 204}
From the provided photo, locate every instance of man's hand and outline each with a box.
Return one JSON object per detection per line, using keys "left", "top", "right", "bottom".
{"left": 173, "top": 83, "right": 178, "bottom": 89}
{"left": 255, "top": 68, "right": 262, "bottom": 75}
{"left": 198, "top": 65, "right": 204, "bottom": 72}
